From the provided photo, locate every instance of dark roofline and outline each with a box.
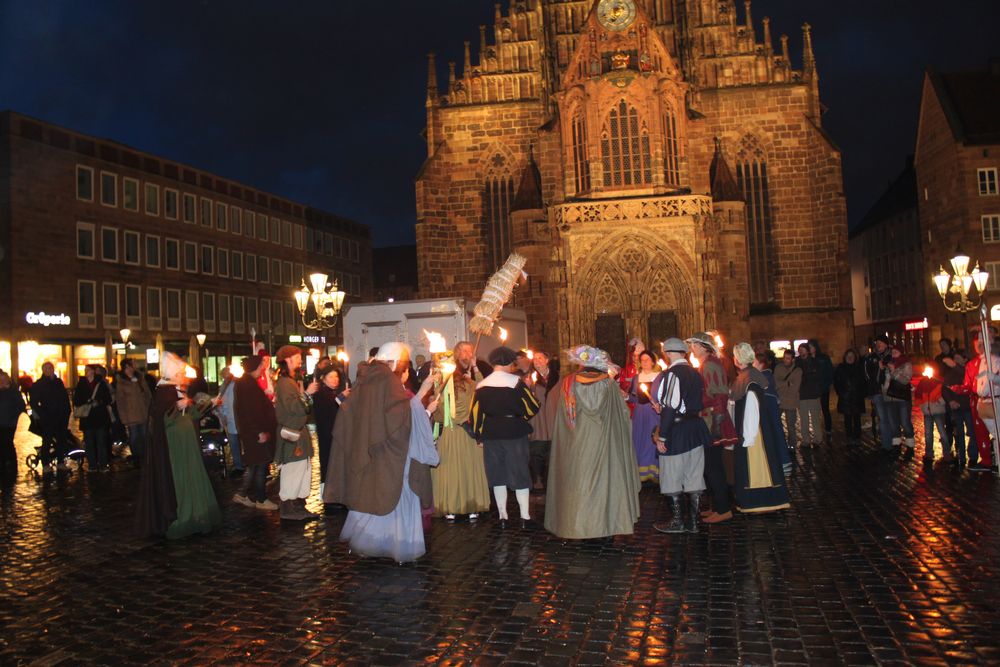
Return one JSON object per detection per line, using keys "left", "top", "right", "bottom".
{"left": 0, "top": 109, "right": 369, "bottom": 238}
{"left": 851, "top": 156, "right": 917, "bottom": 238}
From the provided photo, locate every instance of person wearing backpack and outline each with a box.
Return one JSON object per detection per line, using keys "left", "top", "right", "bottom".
{"left": 73, "top": 365, "right": 113, "bottom": 472}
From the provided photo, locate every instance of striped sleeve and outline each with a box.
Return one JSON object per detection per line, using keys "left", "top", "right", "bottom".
{"left": 519, "top": 381, "right": 540, "bottom": 419}
{"left": 470, "top": 391, "right": 485, "bottom": 439}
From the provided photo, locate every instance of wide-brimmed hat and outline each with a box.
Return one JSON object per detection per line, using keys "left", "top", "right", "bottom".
{"left": 275, "top": 345, "right": 302, "bottom": 363}
{"left": 661, "top": 337, "right": 687, "bottom": 354}
{"left": 685, "top": 332, "right": 718, "bottom": 354}
{"left": 566, "top": 345, "right": 610, "bottom": 371}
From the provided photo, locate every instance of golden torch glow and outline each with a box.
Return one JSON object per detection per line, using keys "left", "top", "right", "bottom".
{"left": 689, "top": 354, "right": 701, "bottom": 368}
{"left": 714, "top": 334, "right": 725, "bottom": 350}
{"left": 657, "top": 359, "right": 668, "bottom": 371}
{"left": 424, "top": 330, "right": 447, "bottom": 354}
{"left": 923, "top": 365, "right": 934, "bottom": 379}
{"left": 184, "top": 365, "right": 198, "bottom": 379}
{"left": 498, "top": 327, "right": 508, "bottom": 342}
{"left": 531, "top": 371, "right": 538, "bottom": 383}
{"left": 440, "top": 362, "right": 457, "bottom": 377}
{"left": 336, "top": 350, "right": 349, "bottom": 363}
{"left": 639, "top": 382, "right": 650, "bottom": 397}
{"left": 228, "top": 362, "right": 244, "bottom": 379}
{"left": 523, "top": 349, "right": 533, "bottom": 360}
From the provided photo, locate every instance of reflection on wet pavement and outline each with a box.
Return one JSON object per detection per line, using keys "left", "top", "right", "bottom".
{"left": 2, "top": 412, "right": 999, "bottom": 665}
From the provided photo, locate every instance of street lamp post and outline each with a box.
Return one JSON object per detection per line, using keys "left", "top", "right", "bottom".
{"left": 933, "top": 253, "right": 989, "bottom": 350}
{"left": 294, "top": 272, "right": 346, "bottom": 332}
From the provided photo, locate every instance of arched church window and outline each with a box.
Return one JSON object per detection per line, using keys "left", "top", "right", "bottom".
{"left": 483, "top": 154, "right": 515, "bottom": 270}
{"left": 736, "top": 136, "right": 774, "bottom": 304}
{"left": 601, "top": 100, "right": 651, "bottom": 187}
{"left": 663, "top": 103, "right": 681, "bottom": 187}
{"left": 571, "top": 112, "right": 591, "bottom": 194}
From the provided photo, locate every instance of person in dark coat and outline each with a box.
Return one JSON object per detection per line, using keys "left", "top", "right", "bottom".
{"left": 809, "top": 339, "right": 835, "bottom": 437}
{"left": 29, "top": 362, "right": 72, "bottom": 470}
{"left": 135, "top": 354, "right": 183, "bottom": 537}
{"left": 833, "top": 348, "right": 867, "bottom": 447}
{"left": 73, "top": 365, "right": 113, "bottom": 472}
{"left": 0, "top": 371, "right": 26, "bottom": 484}
{"left": 796, "top": 344, "right": 823, "bottom": 447}
{"left": 233, "top": 355, "right": 279, "bottom": 510}
{"left": 313, "top": 362, "right": 349, "bottom": 510}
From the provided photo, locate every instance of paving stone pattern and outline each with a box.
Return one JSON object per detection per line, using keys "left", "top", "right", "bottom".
{"left": 1, "top": 412, "right": 999, "bottom": 666}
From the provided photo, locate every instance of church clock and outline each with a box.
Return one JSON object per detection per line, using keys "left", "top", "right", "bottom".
{"left": 596, "top": 0, "right": 637, "bottom": 31}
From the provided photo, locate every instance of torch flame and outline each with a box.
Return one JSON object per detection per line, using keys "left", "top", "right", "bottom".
{"left": 657, "top": 359, "right": 668, "bottom": 371}
{"left": 689, "top": 354, "right": 701, "bottom": 368}
{"left": 498, "top": 327, "right": 508, "bottom": 342}
{"left": 523, "top": 349, "right": 533, "bottom": 360}
{"left": 440, "top": 362, "right": 457, "bottom": 377}
{"left": 336, "top": 350, "right": 349, "bottom": 363}
{"left": 228, "top": 362, "right": 244, "bottom": 379}
{"left": 923, "top": 365, "right": 934, "bottom": 379}
{"left": 184, "top": 366, "right": 198, "bottom": 379}
{"left": 639, "top": 382, "right": 650, "bottom": 396}
{"left": 531, "top": 371, "right": 538, "bottom": 383}
{"left": 714, "top": 334, "right": 725, "bottom": 350}
{"left": 424, "top": 329, "right": 447, "bottom": 354}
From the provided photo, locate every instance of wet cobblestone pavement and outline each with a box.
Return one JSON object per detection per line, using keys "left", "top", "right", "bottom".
{"left": 2, "top": 412, "right": 1000, "bottom": 666}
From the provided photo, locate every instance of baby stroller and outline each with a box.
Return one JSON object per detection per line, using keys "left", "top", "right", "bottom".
{"left": 25, "top": 429, "right": 86, "bottom": 474}
{"left": 198, "top": 408, "right": 229, "bottom": 479}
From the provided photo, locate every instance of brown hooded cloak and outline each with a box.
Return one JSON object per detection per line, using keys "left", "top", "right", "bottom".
{"left": 323, "top": 361, "right": 433, "bottom": 515}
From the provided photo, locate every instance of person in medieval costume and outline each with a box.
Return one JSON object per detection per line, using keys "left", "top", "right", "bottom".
{"left": 545, "top": 345, "right": 640, "bottom": 539}
{"left": 274, "top": 345, "right": 320, "bottom": 521}
{"left": 964, "top": 330, "right": 998, "bottom": 472}
{"left": 526, "top": 350, "right": 560, "bottom": 492}
{"left": 430, "top": 341, "right": 491, "bottom": 520}
{"left": 135, "top": 354, "right": 180, "bottom": 538}
{"left": 470, "top": 346, "right": 540, "bottom": 529}
{"left": 652, "top": 338, "right": 710, "bottom": 534}
{"left": 627, "top": 349, "right": 663, "bottom": 484}
{"left": 729, "top": 343, "right": 792, "bottom": 514}
{"left": 618, "top": 338, "right": 644, "bottom": 395}
{"left": 324, "top": 343, "right": 440, "bottom": 563}
{"left": 149, "top": 352, "right": 222, "bottom": 539}
{"left": 232, "top": 354, "right": 279, "bottom": 511}
{"left": 686, "top": 332, "right": 738, "bottom": 524}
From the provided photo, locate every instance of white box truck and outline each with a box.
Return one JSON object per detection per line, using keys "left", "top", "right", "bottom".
{"left": 341, "top": 298, "right": 528, "bottom": 381}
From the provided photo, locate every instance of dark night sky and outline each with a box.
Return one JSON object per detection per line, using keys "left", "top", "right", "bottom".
{"left": 1, "top": 1, "right": 997, "bottom": 246}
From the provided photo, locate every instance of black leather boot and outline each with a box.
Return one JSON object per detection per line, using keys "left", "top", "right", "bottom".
{"left": 687, "top": 493, "right": 701, "bottom": 533}
{"left": 654, "top": 495, "right": 685, "bottom": 534}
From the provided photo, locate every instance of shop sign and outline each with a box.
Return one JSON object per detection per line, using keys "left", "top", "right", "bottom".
{"left": 288, "top": 334, "right": 325, "bottom": 344}
{"left": 25, "top": 311, "right": 71, "bottom": 327}
{"left": 904, "top": 318, "right": 929, "bottom": 331}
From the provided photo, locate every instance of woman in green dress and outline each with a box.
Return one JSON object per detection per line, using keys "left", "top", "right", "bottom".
{"left": 157, "top": 353, "right": 223, "bottom": 540}
{"left": 545, "top": 345, "right": 640, "bottom": 539}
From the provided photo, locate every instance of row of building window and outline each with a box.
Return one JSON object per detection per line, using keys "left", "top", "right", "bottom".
{"left": 980, "top": 215, "right": 1000, "bottom": 243}
{"left": 75, "top": 223, "right": 362, "bottom": 297}
{"left": 78, "top": 280, "right": 310, "bottom": 336}
{"left": 75, "top": 165, "right": 362, "bottom": 261}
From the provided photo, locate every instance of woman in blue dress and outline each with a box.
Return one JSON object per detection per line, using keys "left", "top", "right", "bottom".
{"left": 628, "top": 350, "right": 663, "bottom": 483}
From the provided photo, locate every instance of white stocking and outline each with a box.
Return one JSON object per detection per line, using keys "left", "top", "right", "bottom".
{"left": 493, "top": 486, "right": 509, "bottom": 519}
{"left": 515, "top": 488, "right": 530, "bottom": 520}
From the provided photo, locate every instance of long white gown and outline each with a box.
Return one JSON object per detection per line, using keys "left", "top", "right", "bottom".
{"left": 339, "top": 395, "right": 440, "bottom": 563}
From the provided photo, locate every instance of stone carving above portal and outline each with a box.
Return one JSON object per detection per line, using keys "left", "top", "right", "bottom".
{"left": 554, "top": 194, "right": 712, "bottom": 227}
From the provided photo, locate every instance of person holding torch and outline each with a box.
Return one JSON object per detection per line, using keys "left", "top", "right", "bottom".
{"left": 430, "top": 341, "right": 491, "bottom": 520}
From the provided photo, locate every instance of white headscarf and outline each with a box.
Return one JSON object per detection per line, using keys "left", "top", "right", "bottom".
{"left": 375, "top": 342, "right": 411, "bottom": 371}
{"left": 159, "top": 352, "right": 186, "bottom": 385}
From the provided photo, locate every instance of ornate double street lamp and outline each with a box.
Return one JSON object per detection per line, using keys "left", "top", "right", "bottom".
{"left": 933, "top": 253, "right": 989, "bottom": 351}
{"left": 932, "top": 253, "right": 1000, "bottom": 474}
{"left": 294, "top": 272, "right": 346, "bottom": 331}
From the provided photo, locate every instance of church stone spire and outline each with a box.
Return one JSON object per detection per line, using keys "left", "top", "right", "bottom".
{"left": 463, "top": 41, "right": 472, "bottom": 77}
{"left": 744, "top": 1, "right": 754, "bottom": 40}
{"left": 709, "top": 138, "right": 742, "bottom": 202}
{"left": 426, "top": 52, "right": 438, "bottom": 105}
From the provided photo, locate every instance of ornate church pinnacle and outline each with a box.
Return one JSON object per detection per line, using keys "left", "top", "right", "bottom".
{"left": 762, "top": 17, "right": 772, "bottom": 54}
{"left": 426, "top": 52, "right": 438, "bottom": 104}
{"left": 448, "top": 61, "right": 456, "bottom": 88}
{"left": 744, "top": 0, "right": 753, "bottom": 34}
{"left": 709, "top": 138, "right": 742, "bottom": 203}
{"left": 780, "top": 34, "right": 790, "bottom": 68}
{"left": 479, "top": 25, "right": 487, "bottom": 63}
{"left": 802, "top": 23, "right": 815, "bottom": 73}
{"left": 464, "top": 41, "right": 472, "bottom": 77}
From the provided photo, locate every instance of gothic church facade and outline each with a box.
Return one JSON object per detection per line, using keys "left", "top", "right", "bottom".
{"left": 416, "top": 0, "right": 851, "bottom": 362}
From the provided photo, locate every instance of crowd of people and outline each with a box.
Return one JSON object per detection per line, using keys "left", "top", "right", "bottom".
{"left": 4, "top": 321, "right": 1000, "bottom": 562}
